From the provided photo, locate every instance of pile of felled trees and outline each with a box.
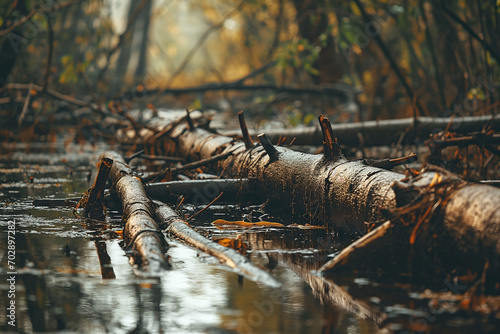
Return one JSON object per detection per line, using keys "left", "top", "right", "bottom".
{"left": 83, "top": 110, "right": 500, "bottom": 291}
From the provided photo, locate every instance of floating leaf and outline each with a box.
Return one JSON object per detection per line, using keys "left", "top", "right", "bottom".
{"left": 214, "top": 237, "right": 248, "bottom": 254}
{"left": 212, "top": 219, "right": 284, "bottom": 229}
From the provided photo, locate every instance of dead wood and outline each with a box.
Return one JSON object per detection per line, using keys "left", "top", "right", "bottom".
{"left": 142, "top": 151, "right": 233, "bottom": 183}
{"left": 102, "top": 151, "right": 169, "bottom": 275}
{"left": 93, "top": 239, "right": 116, "bottom": 280}
{"left": 219, "top": 115, "right": 500, "bottom": 148}
{"left": 153, "top": 114, "right": 500, "bottom": 282}
{"left": 154, "top": 201, "right": 281, "bottom": 287}
{"left": 145, "top": 178, "right": 262, "bottom": 204}
{"left": 83, "top": 157, "right": 113, "bottom": 220}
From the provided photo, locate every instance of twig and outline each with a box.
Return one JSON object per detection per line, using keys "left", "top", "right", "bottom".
{"left": 186, "top": 191, "right": 224, "bottom": 222}
{"left": 0, "top": 0, "right": 83, "bottom": 38}
{"left": 18, "top": 82, "right": 33, "bottom": 127}
{"left": 440, "top": 1, "right": 500, "bottom": 64}
{"left": 139, "top": 154, "right": 184, "bottom": 162}
{"left": 4, "top": 83, "right": 92, "bottom": 108}
{"left": 142, "top": 151, "right": 234, "bottom": 183}
{"left": 125, "top": 149, "right": 144, "bottom": 163}
{"left": 238, "top": 110, "right": 254, "bottom": 149}
{"left": 113, "top": 59, "right": 352, "bottom": 103}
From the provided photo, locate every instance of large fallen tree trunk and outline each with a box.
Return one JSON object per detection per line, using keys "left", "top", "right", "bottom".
{"left": 155, "top": 114, "right": 500, "bottom": 283}
{"left": 218, "top": 115, "right": 500, "bottom": 148}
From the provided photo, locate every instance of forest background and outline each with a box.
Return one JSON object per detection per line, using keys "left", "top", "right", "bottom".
{"left": 0, "top": 0, "right": 499, "bottom": 134}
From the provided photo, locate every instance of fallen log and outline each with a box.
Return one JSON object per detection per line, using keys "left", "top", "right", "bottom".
{"left": 154, "top": 200, "right": 281, "bottom": 288}
{"left": 218, "top": 115, "right": 500, "bottom": 148}
{"left": 103, "top": 151, "right": 169, "bottom": 275}
{"left": 142, "top": 151, "right": 234, "bottom": 183}
{"left": 155, "top": 113, "right": 500, "bottom": 282}
{"left": 145, "top": 178, "right": 262, "bottom": 204}
{"left": 104, "top": 152, "right": 279, "bottom": 285}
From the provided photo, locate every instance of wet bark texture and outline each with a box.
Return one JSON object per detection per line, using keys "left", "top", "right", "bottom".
{"left": 103, "top": 151, "right": 169, "bottom": 274}
{"left": 159, "top": 115, "right": 500, "bottom": 280}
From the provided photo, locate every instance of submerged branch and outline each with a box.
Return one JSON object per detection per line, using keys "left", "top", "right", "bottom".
{"left": 154, "top": 201, "right": 281, "bottom": 288}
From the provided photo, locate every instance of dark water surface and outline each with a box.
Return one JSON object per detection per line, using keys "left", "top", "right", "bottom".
{"left": 1, "top": 143, "right": 498, "bottom": 333}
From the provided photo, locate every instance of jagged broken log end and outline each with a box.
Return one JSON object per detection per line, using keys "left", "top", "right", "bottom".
{"left": 81, "top": 156, "right": 113, "bottom": 220}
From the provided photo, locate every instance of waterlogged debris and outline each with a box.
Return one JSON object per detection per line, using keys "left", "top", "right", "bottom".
{"left": 211, "top": 219, "right": 325, "bottom": 230}
{"left": 213, "top": 237, "right": 248, "bottom": 254}
{"left": 288, "top": 223, "right": 326, "bottom": 230}
{"left": 212, "top": 219, "right": 284, "bottom": 229}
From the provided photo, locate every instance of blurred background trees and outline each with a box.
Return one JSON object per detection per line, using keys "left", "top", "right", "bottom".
{"left": 1, "top": 0, "right": 499, "bottom": 128}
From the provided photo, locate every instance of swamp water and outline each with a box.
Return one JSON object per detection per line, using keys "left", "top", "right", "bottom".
{"left": 0, "top": 142, "right": 498, "bottom": 333}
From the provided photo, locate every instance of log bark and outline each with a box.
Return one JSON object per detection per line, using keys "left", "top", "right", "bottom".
{"left": 103, "top": 151, "right": 169, "bottom": 275}
{"left": 218, "top": 115, "right": 500, "bottom": 148}
{"left": 154, "top": 115, "right": 500, "bottom": 281}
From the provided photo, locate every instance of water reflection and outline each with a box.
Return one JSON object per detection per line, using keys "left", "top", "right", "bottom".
{"left": 1, "top": 146, "right": 499, "bottom": 333}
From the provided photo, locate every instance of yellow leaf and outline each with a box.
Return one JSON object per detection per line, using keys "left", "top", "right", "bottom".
{"left": 212, "top": 219, "right": 283, "bottom": 229}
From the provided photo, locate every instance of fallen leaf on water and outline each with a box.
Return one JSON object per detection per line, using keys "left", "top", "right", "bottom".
{"left": 212, "top": 219, "right": 284, "bottom": 229}
{"left": 214, "top": 237, "right": 248, "bottom": 254}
